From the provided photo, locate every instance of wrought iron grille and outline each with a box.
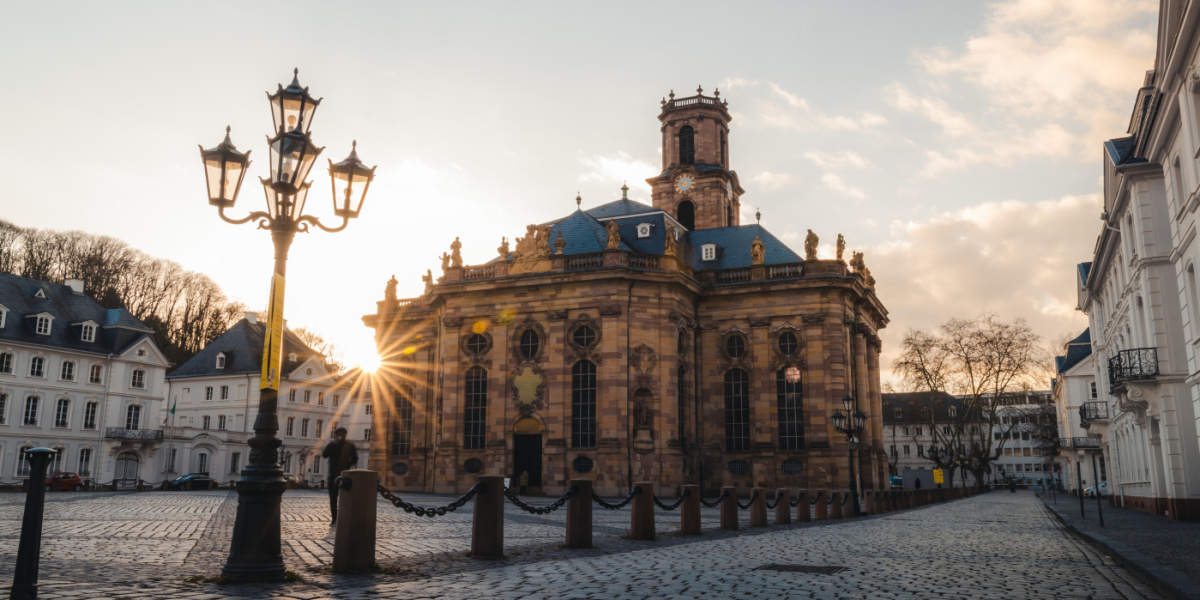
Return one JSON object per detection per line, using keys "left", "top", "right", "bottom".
{"left": 104, "top": 428, "right": 163, "bottom": 441}
{"left": 1107, "top": 347, "right": 1158, "bottom": 386}
{"left": 1079, "top": 401, "right": 1109, "bottom": 424}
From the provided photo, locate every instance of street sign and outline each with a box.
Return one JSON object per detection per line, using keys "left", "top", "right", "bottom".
{"left": 933, "top": 469, "right": 944, "bottom": 484}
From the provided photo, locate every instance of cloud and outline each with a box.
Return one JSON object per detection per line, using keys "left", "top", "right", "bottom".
{"left": 578, "top": 152, "right": 657, "bottom": 196}
{"left": 866, "top": 193, "right": 1099, "bottom": 381}
{"left": 803, "top": 150, "right": 872, "bottom": 170}
{"left": 893, "top": 0, "right": 1156, "bottom": 175}
{"left": 732, "top": 81, "right": 887, "bottom": 132}
{"left": 750, "top": 171, "right": 795, "bottom": 191}
{"left": 820, "top": 173, "right": 867, "bottom": 200}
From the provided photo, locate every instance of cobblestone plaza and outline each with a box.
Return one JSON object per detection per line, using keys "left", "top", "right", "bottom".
{"left": 0, "top": 490, "right": 1162, "bottom": 599}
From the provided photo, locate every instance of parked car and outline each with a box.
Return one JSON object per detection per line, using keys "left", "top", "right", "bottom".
{"left": 889, "top": 475, "right": 903, "bottom": 489}
{"left": 1084, "top": 481, "right": 1109, "bottom": 497}
{"left": 45, "top": 472, "right": 83, "bottom": 491}
{"left": 168, "top": 474, "right": 216, "bottom": 491}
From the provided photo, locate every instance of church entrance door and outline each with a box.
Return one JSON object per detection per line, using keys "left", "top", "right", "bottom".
{"left": 513, "top": 434, "right": 542, "bottom": 488}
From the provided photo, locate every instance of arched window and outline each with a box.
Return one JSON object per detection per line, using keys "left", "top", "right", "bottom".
{"left": 391, "top": 391, "right": 414, "bottom": 456}
{"left": 571, "top": 361, "right": 597, "bottom": 448}
{"left": 777, "top": 368, "right": 804, "bottom": 451}
{"left": 519, "top": 329, "right": 540, "bottom": 360}
{"left": 463, "top": 367, "right": 488, "bottom": 450}
{"left": 216, "top": 353, "right": 226, "bottom": 370}
{"left": 724, "top": 369, "right": 750, "bottom": 451}
{"left": 676, "top": 200, "right": 695, "bottom": 231}
{"left": 679, "top": 125, "right": 695, "bottom": 164}
{"left": 125, "top": 405, "right": 141, "bottom": 430}
{"left": 720, "top": 130, "right": 727, "bottom": 166}
{"left": 727, "top": 205, "right": 734, "bottom": 227}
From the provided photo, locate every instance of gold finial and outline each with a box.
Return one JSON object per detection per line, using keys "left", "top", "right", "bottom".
{"left": 669, "top": 90, "right": 675, "bottom": 100}
{"left": 554, "top": 229, "right": 566, "bottom": 255}
{"left": 661, "top": 97, "right": 667, "bottom": 107}
{"left": 697, "top": 85, "right": 703, "bottom": 94}
{"left": 576, "top": 192, "right": 582, "bottom": 208}
{"left": 714, "top": 87, "right": 720, "bottom": 98}
{"left": 756, "top": 209, "right": 761, "bottom": 224}
{"left": 621, "top": 182, "right": 629, "bottom": 199}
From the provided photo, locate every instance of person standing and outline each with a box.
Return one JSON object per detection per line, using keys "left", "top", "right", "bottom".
{"left": 322, "top": 427, "right": 358, "bottom": 525}
{"left": 518, "top": 470, "right": 529, "bottom": 496}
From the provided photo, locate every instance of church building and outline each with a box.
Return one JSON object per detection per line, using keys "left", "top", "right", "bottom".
{"left": 364, "top": 88, "right": 889, "bottom": 496}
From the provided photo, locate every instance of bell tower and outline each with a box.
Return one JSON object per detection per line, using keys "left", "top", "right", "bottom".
{"left": 648, "top": 86, "right": 744, "bottom": 231}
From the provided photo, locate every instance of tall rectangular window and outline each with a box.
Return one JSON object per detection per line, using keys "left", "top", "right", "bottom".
{"left": 463, "top": 367, "right": 488, "bottom": 450}
{"left": 230, "top": 452, "right": 241, "bottom": 474}
{"left": 23, "top": 396, "right": 39, "bottom": 426}
{"left": 363, "top": 428, "right": 371, "bottom": 441}
{"left": 333, "top": 394, "right": 340, "bottom": 407}
{"left": 60, "top": 361, "right": 74, "bottom": 381}
{"left": 78, "top": 448, "right": 92, "bottom": 477}
{"left": 288, "top": 389, "right": 296, "bottom": 402}
{"left": 218, "top": 415, "right": 226, "bottom": 430}
{"left": 29, "top": 357, "right": 44, "bottom": 378}
{"left": 220, "top": 385, "right": 229, "bottom": 400}
{"left": 166, "top": 448, "right": 177, "bottom": 473}
{"left": 83, "top": 402, "right": 98, "bottom": 430}
{"left": 571, "top": 361, "right": 597, "bottom": 448}
{"left": 0, "top": 393, "right": 7, "bottom": 425}
{"left": 724, "top": 369, "right": 750, "bottom": 452}
{"left": 0, "top": 353, "right": 11, "bottom": 374}
{"left": 315, "top": 420, "right": 323, "bottom": 438}
{"left": 318, "top": 392, "right": 324, "bottom": 406}
{"left": 88, "top": 364, "right": 102, "bottom": 383}
{"left": 82, "top": 323, "right": 95, "bottom": 343}
{"left": 391, "top": 392, "right": 413, "bottom": 455}
{"left": 16, "top": 447, "right": 32, "bottom": 477}
{"left": 205, "top": 387, "right": 213, "bottom": 401}
{"left": 125, "top": 405, "right": 141, "bottom": 430}
{"left": 35, "top": 316, "right": 50, "bottom": 335}
{"left": 202, "top": 415, "right": 211, "bottom": 430}
{"left": 301, "top": 418, "right": 309, "bottom": 437}
{"left": 54, "top": 398, "right": 69, "bottom": 428}
{"left": 286, "top": 417, "right": 294, "bottom": 437}
{"left": 776, "top": 368, "right": 804, "bottom": 451}
{"left": 304, "top": 391, "right": 311, "bottom": 404}
{"left": 130, "top": 369, "right": 145, "bottom": 389}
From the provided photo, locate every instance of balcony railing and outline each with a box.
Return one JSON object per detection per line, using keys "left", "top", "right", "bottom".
{"left": 104, "top": 428, "right": 164, "bottom": 441}
{"left": 1060, "top": 436, "right": 1100, "bottom": 449}
{"left": 1108, "top": 347, "right": 1158, "bottom": 387}
{"left": 463, "top": 265, "right": 494, "bottom": 280}
{"left": 1079, "top": 401, "right": 1109, "bottom": 424}
{"left": 629, "top": 254, "right": 659, "bottom": 269}
{"left": 767, "top": 264, "right": 803, "bottom": 279}
{"left": 715, "top": 268, "right": 751, "bottom": 283}
{"left": 565, "top": 254, "right": 604, "bottom": 270}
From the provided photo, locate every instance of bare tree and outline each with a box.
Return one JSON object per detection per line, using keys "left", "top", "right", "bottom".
{"left": 292, "top": 326, "right": 345, "bottom": 374}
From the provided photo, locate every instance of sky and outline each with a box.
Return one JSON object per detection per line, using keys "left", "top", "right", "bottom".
{"left": 0, "top": 0, "right": 1158, "bottom": 377}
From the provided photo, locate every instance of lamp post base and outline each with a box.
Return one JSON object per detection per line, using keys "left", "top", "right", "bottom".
{"left": 222, "top": 477, "right": 289, "bottom": 580}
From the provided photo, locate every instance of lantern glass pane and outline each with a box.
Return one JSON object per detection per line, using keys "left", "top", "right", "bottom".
{"left": 272, "top": 96, "right": 316, "bottom": 135}
{"left": 270, "top": 134, "right": 318, "bottom": 190}
{"left": 204, "top": 156, "right": 225, "bottom": 202}
{"left": 291, "top": 182, "right": 310, "bottom": 220}
{"left": 262, "top": 181, "right": 282, "bottom": 219}
{"left": 222, "top": 158, "right": 246, "bottom": 203}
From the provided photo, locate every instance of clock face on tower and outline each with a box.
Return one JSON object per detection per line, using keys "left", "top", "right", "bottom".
{"left": 674, "top": 174, "right": 695, "bottom": 194}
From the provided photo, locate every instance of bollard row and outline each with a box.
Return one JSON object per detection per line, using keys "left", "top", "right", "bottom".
{"left": 377, "top": 481, "right": 484, "bottom": 517}
{"left": 699, "top": 489, "right": 729, "bottom": 508}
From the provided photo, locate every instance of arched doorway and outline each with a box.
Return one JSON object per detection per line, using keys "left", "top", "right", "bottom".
{"left": 513, "top": 417, "right": 543, "bottom": 489}
{"left": 114, "top": 452, "right": 139, "bottom": 488}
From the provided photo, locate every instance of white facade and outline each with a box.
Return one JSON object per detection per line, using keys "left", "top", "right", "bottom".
{"left": 1052, "top": 343, "right": 1100, "bottom": 493}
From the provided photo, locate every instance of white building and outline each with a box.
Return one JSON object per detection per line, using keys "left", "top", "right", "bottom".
{"left": 0, "top": 274, "right": 169, "bottom": 488}
{"left": 164, "top": 314, "right": 372, "bottom": 485}
{"left": 1053, "top": 329, "right": 1103, "bottom": 494}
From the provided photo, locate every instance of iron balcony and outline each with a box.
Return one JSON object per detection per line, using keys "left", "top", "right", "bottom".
{"left": 1059, "top": 436, "right": 1101, "bottom": 449}
{"left": 104, "top": 428, "right": 164, "bottom": 441}
{"left": 1107, "top": 347, "right": 1159, "bottom": 387}
{"left": 1079, "top": 401, "right": 1109, "bottom": 425}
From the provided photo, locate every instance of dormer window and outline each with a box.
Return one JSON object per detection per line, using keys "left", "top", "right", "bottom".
{"left": 288, "top": 352, "right": 297, "bottom": 362}
{"left": 636, "top": 223, "right": 652, "bottom": 238}
{"left": 701, "top": 244, "right": 717, "bottom": 261}
{"left": 216, "top": 353, "right": 226, "bottom": 370}
{"left": 35, "top": 315, "right": 51, "bottom": 336}
{"left": 0, "top": 306, "right": 7, "bottom": 328}
{"left": 81, "top": 323, "right": 96, "bottom": 343}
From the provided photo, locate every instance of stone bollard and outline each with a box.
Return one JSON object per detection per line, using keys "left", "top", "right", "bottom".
{"left": 680, "top": 484, "right": 701, "bottom": 535}
{"left": 565, "top": 479, "right": 593, "bottom": 548}
{"left": 333, "top": 469, "right": 377, "bottom": 572}
{"left": 471, "top": 475, "right": 504, "bottom": 559}
{"left": 863, "top": 491, "right": 874, "bottom": 514}
{"left": 795, "top": 490, "right": 811, "bottom": 522}
{"left": 814, "top": 490, "right": 828, "bottom": 520}
{"left": 720, "top": 486, "right": 738, "bottom": 530}
{"left": 774, "top": 489, "right": 791, "bottom": 525}
{"left": 630, "top": 482, "right": 655, "bottom": 540}
{"left": 748, "top": 487, "right": 767, "bottom": 527}
{"left": 829, "top": 491, "right": 843, "bottom": 519}
{"left": 11, "top": 448, "right": 55, "bottom": 600}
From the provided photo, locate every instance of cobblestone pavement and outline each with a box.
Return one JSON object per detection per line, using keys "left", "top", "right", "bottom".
{"left": 0, "top": 488, "right": 1163, "bottom": 599}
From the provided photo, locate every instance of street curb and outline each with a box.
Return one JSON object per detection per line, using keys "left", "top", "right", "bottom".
{"left": 1040, "top": 497, "right": 1200, "bottom": 600}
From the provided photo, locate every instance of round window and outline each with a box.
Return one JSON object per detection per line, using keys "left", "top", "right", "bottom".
{"left": 391, "top": 462, "right": 409, "bottom": 476}
{"left": 725, "top": 335, "right": 745, "bottom": 359}
{"left": 778, "top": 331, "right": 798, "bottom": 356}
{"left": 572, "top": 456, "right": 594, "bottom": 473}
{"left": 467, "top": 333, "right": 489, "bottom": 355}
{"left": 519, "top": 329, "right": 540, "bottom": 360}
{"left": 727, "top": 460, "right": 750, "bottom": 476}
{"left": 781, "top": 460, "right": 803, "bottom": 476}
{"left": 464, "top": 458, "right": 484, "bottom": 474}
{"left": 573, "top": 325, "right": 597, "bottom": 348}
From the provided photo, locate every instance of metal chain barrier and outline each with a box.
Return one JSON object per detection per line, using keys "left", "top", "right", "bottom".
{"left": 841, "top": 493, "right": 849, "bottom": 506}
{"left": 810, "top": 495, "right": 818, "bottom": 506}
{"left": 736, "top": 490, "right": 759, "bottom": 510}
{"left": 592, "top": 486, "right": 642, "bottom": 510}
{"left": 652, "top": 488, "right": 691, "bottom": 511}
{"left": 505, "top": 485, "right": 578, "bottom": 515}
{"left": 790, "top": 492, "right": 805, "bottom": 507}
{"left": 699, "top": 489, "right": 729, "bottom": 508}
{"left": 765, "top": 495, "right": 780, "bottom": 510}
{"left": 377, "top": 481, "right": 484, "bottom": 518}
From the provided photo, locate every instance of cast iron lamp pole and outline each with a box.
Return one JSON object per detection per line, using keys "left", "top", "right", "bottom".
{"left": 199, "top": 69, "right": 376, "bottom": 581}
{"left": 831, "top": 395, "right": 867, "bottom": 516}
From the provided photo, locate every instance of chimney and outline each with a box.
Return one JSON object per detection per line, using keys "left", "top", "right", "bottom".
{"left": 245, "top": 312, "right": 258, "bottom": 325}
{"left": 64, "top": 278, "right": 84, "bottom": 294}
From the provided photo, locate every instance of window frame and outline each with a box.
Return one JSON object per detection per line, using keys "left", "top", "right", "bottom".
{"left": 83, "top": 401, "right": 98, "bottom": 430}
{"left": 463, "top": 366, "right": 488, "bottom": 450}
{"left": 23, "top": 396, "right": 39, "bottom": 426}
{"left": 60, "top": 361, "right": 75, "bottom": 381}
{"left": 776, "top": 368, "right": 804, "bottom": 451}
{"left": 130, "top": 369, "right": 145, "bottom": 389}
{"left": 35, "top": 315, "right": 51, "bottom": 336}
{"left": 723, "top": 369, "right": 751, "bottom": 452}
{"left": 571, "top": 360, "right": 597, "bottom": 448}
{"left": 0, "top": 352, "right": 12, "bottom": 374}
{"left": 125, "top": 404, "right": 141, "bottom": 430}
{"left": 54, "top": 397, "right": 69, "bottom": 428}
{"left": 88, "top": 364, "right": 102, "bottom": 384}
{"left": 29, "top": 356, "right": 44, "bottom": 378}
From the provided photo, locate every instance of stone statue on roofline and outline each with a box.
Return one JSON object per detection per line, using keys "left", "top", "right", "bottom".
{"left": 440, "top": 252, "right": 451, "bottom": 273}
{"left": 849, "top": 251, "right": 865, "bottom": 273}
{"left": 664, "top": 226, "right": 677, "bottom": 257}
{"left": 384, "top": 275, "right": 398, "bottom": 303}
{"left": 804, "top": 229, "right": 819, "bottom": 260}
{"left": 554, "top": 230, "right": 565, "bottom": 255}
{"left": 497, "top": 237, "right": 509, "bottom": 257}
{"left": 450, "top": 237, "right": 463, "bottom": 268}
{"left": 751, "top": 235, "right": 765, "bottom": 265}
{"left": 605, "top": 219, "right": 621, "bottom": 250}
{"left": 836, "top": 234, "right": 846, "bottom": 261}
{"left": 422, "top": 269, "right": 432, "bottom": 288}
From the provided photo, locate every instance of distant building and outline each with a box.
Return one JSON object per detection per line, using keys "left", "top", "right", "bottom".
{"left": 1052, "top": 329, "right": 1101, "bottom": 494}
{"left": 165, "top": 314, "right": 370, "bottom": 485}
{"left": 0, "top": 273, "right": 169, "bottom": 488}
{"left": 882, "top": 392, "right": 981, "bottom": 488}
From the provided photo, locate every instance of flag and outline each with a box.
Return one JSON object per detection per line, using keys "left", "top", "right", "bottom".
{"left": 162, "top": 399, "right": 176, "bottom": 425}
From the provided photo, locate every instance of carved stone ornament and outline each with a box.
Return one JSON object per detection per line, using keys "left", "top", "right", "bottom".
{"left": 598, "top": 304, "right": 622, "bottom": 317}
{"left": 836, "top": 234, "right": 846, "bottom": 261}
{"left": 699, "top": 319, "right": 719, "bottom": 330}
{"left": 749, "top": 316, "right": 771, "bottom": 328}
{"left": 629, "top": 344, "right": 658, "bottom": 378}
{"left": 450, "top": 237, "right": 463, "bottom": 268}
{"left": 751, "top": 236, "right": 765, "bottom": 265}
{"left": 804, "top": 229, "right": 819, "bottom": 260}
{"left": 497, "top": 237, "right": 510, "bottom": 257}
{"left": 512, "top": 365, "right": 547, "bottom": 417}
{"left": 1116, "top": 384, "right": 1150, "bottom": 423}
{"left": 553, "top": 230, "right": 566, "bottom": 255}
{"left": 664, "top": 225, "right": 678, "bottom": 257}
{"left": 801, "top": 313, "right": 825, "bottom": 324}
{"left": 444, "top": 317, "right": 464, "bottom": 328}
{"left": 513, "top": 224, "right": 552, "bottom": 270}
{"left": 605, "top": 219, "right": 622, "bottom": 250}
{"left": 548, "top": 309, "right": 569, "bottom": 320}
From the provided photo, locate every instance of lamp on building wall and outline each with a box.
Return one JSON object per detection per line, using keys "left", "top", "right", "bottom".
{"left": 831, "top": 394, "right": 868, "bottom": 516}
{"left": 198, "top": 68, "right": 375, "bottom": 582}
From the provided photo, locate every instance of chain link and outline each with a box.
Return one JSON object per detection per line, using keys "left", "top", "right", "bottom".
{"left": 505, "top": 486, "right": 577, "bottom": 515}
{"left": 810, "top": 491, "right": 821, "bottom": 506}
{"left": 765, "top": 495, "right": 780, "bottom": 510}
{"left": 376, "top": 482, "right": 484, "bottom": 518}
{"left": 591, "top": 486, "right": 642, "bottom": 510}
{"left": 790, "top": 492, "right": 806, "bottom": 507}
{"left": 699, "top": 489, "right": 728, "bottom": 508}
{"left": 652, "top": 488, "right": 691, "bottom": 511}
{"left": 736, "top": 490, "right": 759, "bottom": 510}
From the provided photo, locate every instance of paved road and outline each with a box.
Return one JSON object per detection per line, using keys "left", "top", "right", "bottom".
{"left": 0, "top": 489, "right": 1161, "bottom": 599}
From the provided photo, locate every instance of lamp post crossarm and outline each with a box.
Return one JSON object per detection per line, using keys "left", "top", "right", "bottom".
{"left": 295, "top": 212, "right": 352, "bottom": 233}
{"left": 217, "top": 205, "right": 272, "bottom": 229}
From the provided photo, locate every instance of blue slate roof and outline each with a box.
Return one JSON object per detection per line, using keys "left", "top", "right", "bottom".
{"left": 0, "top": 272, "right": 154, "bottom": 356}
{"left": 1056, "top": 328, "right": 1092, "bottom": 374}
{"left": 584, "top": 198, "right": 661, "bottom": 220}
{"left": 168, "top": 317, "right": 321, "bottom": 379}
{"left": 881, "top": 392, "right": 978, "bottom": 424}
{"left": 1078, "top": 262, "right": 1092, "bottom": 286}
{"left": 547, "top": 210, "right": 632, "bottom": 255}
{"left": 684, "top": 225, "right": 802, "bottom": 270}
{"left": 1104, "top": 136, "right": 1146, "bottom": 166}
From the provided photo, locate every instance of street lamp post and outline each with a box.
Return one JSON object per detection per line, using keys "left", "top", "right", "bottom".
{"left": 199, "top": 69, "right": 375, "bottom": 581}
{"left": 955, "top": 454, "right": 970, "bottom": 489}
{"left": 831, "top": 395, "right": 867, "bottom": 516}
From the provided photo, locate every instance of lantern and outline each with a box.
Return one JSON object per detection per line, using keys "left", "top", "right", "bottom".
{"left": 327, "top": 141, "right": 376, "bottom": 219}
{"left": 266, "top": 69, "right": 321, "bottom": 135}
{"left": 261, "top": 178, "right": 311, "bottom": 222}
{"left": 267, "top": 126, "right": 323, "bottom": 195}
{"left": 199, "top": 127, "right": 251, "bottom": 208}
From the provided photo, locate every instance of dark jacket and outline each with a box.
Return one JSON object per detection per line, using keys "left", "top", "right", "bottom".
{"left": 321, "top": 439, "right": 358, "bottom": 477}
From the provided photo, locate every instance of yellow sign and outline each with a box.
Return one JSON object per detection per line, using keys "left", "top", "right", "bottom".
{"left": 259, "top": 273, "right": 286, "bottom": 390}
{"left": 933, "top": 469, "right": 944, "bottom": 484}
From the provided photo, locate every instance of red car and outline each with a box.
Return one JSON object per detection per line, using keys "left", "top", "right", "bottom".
{"left": 45, "top": 471, "right": 83, "bottom": 491}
